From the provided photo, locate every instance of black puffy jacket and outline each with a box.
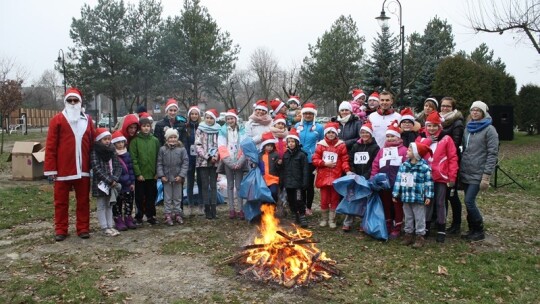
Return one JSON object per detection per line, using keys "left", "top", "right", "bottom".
{"left": 333, "top": 115, "right": 362, "bottom": 151}
{"left": 348, "top": 139, "right": 380, "bottom": 179}
{"left": 280, "top": 147, "right": 309, "bottom": 189}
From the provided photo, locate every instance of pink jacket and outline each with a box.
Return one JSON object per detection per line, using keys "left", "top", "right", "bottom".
{"left": 370, "top": 142, "right": 408, "bottom": 187}
{"left": 416, "top": 134, "right": 458, "bottom": 183}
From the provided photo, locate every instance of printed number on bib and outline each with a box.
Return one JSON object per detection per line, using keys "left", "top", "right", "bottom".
{"left": 382, "top": 147, "right": 398, "bottom": 160}
{"left": 190, "top": 145, "right": 197, "bottom": 156}
{"left": 322, "top": 151, "right": 338, "bottom": 163}
{"left": 354, "top": 152, "right": 369, "bottom": 164}
{"left": 401, "top": 173, "right": 414, "bottom": 187}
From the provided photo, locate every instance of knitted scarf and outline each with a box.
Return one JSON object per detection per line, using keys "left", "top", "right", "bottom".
{"left": 249, "top": 113, "right": 273, "bottom": 126}
{"left": 337, "top": 114, "right": 351, "bottom": 125}
{"left": 467, "top": 117, "right": 492, "bottom": 133}
{"left": 115, "top": 147, "right": 127, "bottom": 156}
{"left": 384, "top": 138, "right": 404, "bottom": 148}
{"left": 269, "top": 126, "right": 288, "bottom": 139}
{"left": 198, "top": 122, "right": 220, "bottom": 133}
{"left": 94, "top": 142, "right": 116, "bottom": 161}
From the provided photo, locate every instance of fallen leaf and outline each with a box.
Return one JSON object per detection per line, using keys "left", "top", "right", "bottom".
{"left": 437, "top": 265, "right": 448, "bottom": 276}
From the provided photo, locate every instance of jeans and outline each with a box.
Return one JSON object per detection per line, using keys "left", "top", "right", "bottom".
{"left": 224, "top": 165, "right": 244, "bottom": 211}
{"left": 463, "top": 183, "right": 483, "bottom": 222}
{"left": 304, "top": 163, "right": 316, "bottom": 209}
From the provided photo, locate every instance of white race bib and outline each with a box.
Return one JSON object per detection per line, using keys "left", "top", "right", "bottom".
{"left": 322, "top": 151, "right": 338, "bottom": 163}
{"left": 382, "top": 147, "right": 398, "bottom": 160}
{"left": 401, "top": 173, "right": 415, "bottom": 187}
{"left": 354, "top": 152, "right": 370, "bottom": 164}
{"left": 190, "top": 145, "right": 197, "bottom": 156}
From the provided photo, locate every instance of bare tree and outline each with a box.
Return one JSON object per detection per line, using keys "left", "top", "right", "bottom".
{"left": 250, "top": 47, "right": 280, "bottom": 101}
{"left": 466, "top": 0, "right": 540, "bottom": 54}
{"left": 0, "top": 57, "right": 28, "bottom": 82}
{"left": 212, "top": 69, "right": 256, "bottom": 117}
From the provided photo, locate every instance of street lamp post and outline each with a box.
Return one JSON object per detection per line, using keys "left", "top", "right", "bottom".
{"left": 376, "top": 0, "right": 405, "bottom": 108}
{"left": 57, "top": 49, "right": 67, "bottom": 93}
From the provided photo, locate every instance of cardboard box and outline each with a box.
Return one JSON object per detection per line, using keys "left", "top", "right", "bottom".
{"left": 7, "top": 142, "right": 45, "bottom": 180}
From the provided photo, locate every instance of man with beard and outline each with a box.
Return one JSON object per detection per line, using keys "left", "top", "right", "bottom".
{"left": 45, "top": 88, "right": 95, "bottom": 241}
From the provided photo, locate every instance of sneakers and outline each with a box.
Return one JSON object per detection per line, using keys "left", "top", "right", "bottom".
{"left": 175, "top": 214, "right": 184, "bottom": 225}
{"left": 55, "top": 234, "right": 67, "bottom": 242}
{"left": 229, "top": 210, "right": 236, "bottom": 219}
{"left": 114, "top": 217, "right": 128, "bottom": 231}
{"left": 134, "top": 218, "right": 144, "bottom": 227}
{"left": 147, "top": 217, "right": 158, "bottom": 225}
{"left": 299, "top": 215, "right": 308, "bottom": 228}
{"left": 305, "top": 208, "right": 313, "bottom": 216}
{"left": 436, "top": 232, "right": 446, "bottom": 243}
{"left": 401, "top": 233, "right": 414, "bottom": 246}
{"left": 165, "top": 214, "right": 174, "bottom": 226}
{"left": 412, "top": 235, "right": 425, "bottom": 248}
{"left": 104, "top": 228, "right": 120, "bottom": 237}
{"left": 124, "top": 215, "right": 137, "bottom": 229}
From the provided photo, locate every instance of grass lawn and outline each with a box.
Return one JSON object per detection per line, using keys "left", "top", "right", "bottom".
{"left": 0, "top": 132, "right": 538, "bottom": 303}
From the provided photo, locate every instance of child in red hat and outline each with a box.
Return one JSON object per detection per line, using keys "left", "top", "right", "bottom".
{"left": 392, "top": 142, "right": 434, "bottom": 248}
{"left": 259, "top": 132, "right": 281, "bottom": 205}
{"left": 312, "top": 122, "right": 353, "bottom": 229}
{"left": 371, "top": 120, "right": 408, "bottom": 239}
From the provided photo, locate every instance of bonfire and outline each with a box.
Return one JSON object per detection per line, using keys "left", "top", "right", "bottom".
{"left": 224, "top": 204, "right": 340, "bottom": 288}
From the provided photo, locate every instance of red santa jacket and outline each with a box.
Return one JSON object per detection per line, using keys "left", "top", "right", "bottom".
{"left": 312, "top": 137, "right": 350, "bottom": 188}
{"left": 416, "top": 131, "right": 459, "bottom": 183}
{"left": 44, "top": 112, "right": 94, "bottom": 181}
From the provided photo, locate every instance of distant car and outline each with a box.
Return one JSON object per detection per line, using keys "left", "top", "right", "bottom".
{"left": 98, "top": 117, "right": 112, "bottom": 128}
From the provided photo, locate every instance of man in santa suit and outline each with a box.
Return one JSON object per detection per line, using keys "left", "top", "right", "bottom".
{"left": 45, "top": 88, "right": 95, "bottom": 241}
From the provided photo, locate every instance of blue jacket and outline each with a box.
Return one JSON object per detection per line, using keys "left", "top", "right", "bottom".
{"left": 117, "top": 152, "right": 135, "bottom": 193}
{"left": 392, "top": 159, "right": 434, "bottom": 204}
{"left": 295, "top": 120, "right": 324, "bottom": 163}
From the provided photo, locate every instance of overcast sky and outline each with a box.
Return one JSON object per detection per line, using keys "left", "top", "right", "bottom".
{"left": 1, "top": 0, "right": 538, "bottom": 90}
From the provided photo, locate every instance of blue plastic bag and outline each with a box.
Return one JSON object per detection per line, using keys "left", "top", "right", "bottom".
{"left": 333, "top": 174, "right": 372, "bottom": 201}
{"left": 361, "top": 193, "right": 388, "bottom": 240}
{"left": 336, "top": 197, "right": 368, "bottom": 217}
{"left": 243, "top": 200, "right": 262, "bottom": 222}
{"left": 155, "top": 179, "right": 164, "bottom": 205}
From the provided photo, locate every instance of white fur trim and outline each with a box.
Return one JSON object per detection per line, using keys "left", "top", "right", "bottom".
{"left": 255, "top": 104, "right": 268, "bottom": 112}
{"left": 353, "top": 93, "right": 366, "bottom": 101}
{"left": 386, "top": 130, "right": 401, "bottom": 138}
{"left": 260, "top": 139, "right": 277, "bottom": 151}
{"left": 411, "top": 143, "right": 421, "bottom": 160}
{"left": 95, "top": 130, "right": 111, "bottom": 142}
{"left": 301, "top": 107, "right": 317, "bottom": 115}
{"left": 288, "top": 97, "right": 300, "bottom": 105}
{"left": 111, "top": 135, "right": 127, "bottom": 144}
{"left": 360, "top": 126, "right": 373, "bottom": 135}
{"left": 273, "top": 118, "right": 286, "bottom": 125}
{"left": 400, "top": 115, "right": 415, "bottom": 123}
{"left": 286, "top": 134, "right": 300, "bottom": 142}
{"left": 324, "top": 127, "right": 339, "bottom": 135}
{"left": 64, "top": 92, "right": 82, "bottom": 103}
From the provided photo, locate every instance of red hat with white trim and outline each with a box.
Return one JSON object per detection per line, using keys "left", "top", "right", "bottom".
{"left": 165, "top": 98, "right": 179, "bottom": 112}
{"left": 410, "top": 142, "right": 432, "bottom": 160}
{"left": 286, "top": 128, "right": 300, "bottom": 142}
{"left": 224, "top": 108, "right": 238, "bottom": 120}
{"left": 301, "top": 102, "right": 317, "bottom": 115}
{"left": 205, "top": 108, "right": 218, "bottom": 120}
{"left": 352, "top": 89, "right": 366, "bottom": 101}
{"left": 95, "top": 128, "right": 112, "bottom": 142}
{"left": 368, "top": 92, "right": 380, "bottom": 101}
{"left": 272, "top": 113, "right": 287, "bottom": 126}
{"left": 270, "top": 98, "right": 285, "bottom": 114}
{"left": 399, "top": 107, "right": 415, "bottom": 124}
{"left": 111, "top": 130, "right": 127, "bottom": 144}
{"left": 426, "top": 111, "right": 443, "bottom": 125}
{"left": 360, "top": 121, "right": 374, "bottom": 136}
{"left": 386, "top": 120, "right": 402, "bottom": 138}
{"left": 254, "top": 100, "right": 268, "bottom": 112}
{"left": 64, "top": 87, "right": 83, "bottom": 103}
{"left": 260, "top": 132, "right": 277, "bottom": 150}
{"left": 287, "top": 95, "right": 300, "bottom": 105}
{"left": 187, "top": 106, "right": 201, "bottom": 117}
{"left": 324, "top": 121, "right": 340, "bottom": 135}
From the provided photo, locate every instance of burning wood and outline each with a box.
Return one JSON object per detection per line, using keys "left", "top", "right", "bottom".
{"left": 225, "top": 204, "right": 340, "bottom": 288}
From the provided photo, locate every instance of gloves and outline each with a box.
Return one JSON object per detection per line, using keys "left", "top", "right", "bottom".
{"left": 480, "top": 174, "right": 490, "bottom": 191}
{"left": 447, "top": 182, "right": 455, "bottom": 188}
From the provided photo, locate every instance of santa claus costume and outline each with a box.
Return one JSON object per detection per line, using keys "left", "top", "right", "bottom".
{"left": 45, "top": 88, "right": 95, "bottom": 241}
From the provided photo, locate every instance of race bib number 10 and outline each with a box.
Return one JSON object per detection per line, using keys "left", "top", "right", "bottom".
{"left": 322, "top": 151, "right": 338, "bottom": 163}
{"left": 354, "top": 152, "right": 369, "bottom": 164}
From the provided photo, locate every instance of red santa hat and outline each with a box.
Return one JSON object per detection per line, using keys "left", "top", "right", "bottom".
{"left": 287, "top": 95, "right": 300, "bottom": 106}
{"left": 368, "top": 92, "right": 380, "bottom": 102}
{"left": 205, "top": 108, "right": 219, "bottom": 121}
{"left": 139, "top": 112, "right": 153, "bottom": 121}
{"left": 399, "top": 107, "right": 415, "bottom": 124}
{"left": 187, "top": 106, "right": 201, "bottom": 117}
{"left": 224, "top": 108, "right": 238, "bottom": 120}
{"left": 425, "top": 111, "right": 443, "bottom": 125}
{"left": 165, "top": 98, "right": 179, "bottom": 112}
{"left": 254, "top": 99, "right": 269, "bottom": 112}
{"left": 270, "top": 98, "right": 285, "bottom": 114}
{"left": 95, "top": 128, "right": 112, "bottom": 142}
{"left": 339, "top": 101, "right": 353, "bottom": 112}
{"left": 410, "top": 142, "right": 432, "bottom": 160}
{"left": 360, "top": 121, "right": 374, "bottom": 136}
{"left": 324, "top": 121, "right": 340, "bottom": 135}
{"left": 301, "top": 102, "right": 317, "bottom": 115}
{"left": 286, "top": 128, "right": 300, "bottom": 142}
{"left": 424, "top": 97, "right": 439, "bottom": 109}
{"left": 111, "top": 130, "right": 127, "bottom": 144}
{"left": 273, "top": 113, "right": 287, "bottom": 126}
{"left": 352, "top": 89, "right": 366, "bottom": 101}
{"left": 260, "top": 131, "right": 277, "bottom": 150}
{"left": 64, "top": 87, "right": 83, "bottom": 103}
{"left": 386, "top": 120, "right": 402, "bottom": 138}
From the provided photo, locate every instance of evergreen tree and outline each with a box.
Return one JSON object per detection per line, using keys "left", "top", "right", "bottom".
{"left": 300, "top": 15, "right": 365, "bottom": 108}
{"left": 362, "top": 25, "right": 399, "bottom": 97}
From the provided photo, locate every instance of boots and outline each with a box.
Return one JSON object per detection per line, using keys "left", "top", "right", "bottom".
{"left": 294, "top": 213, "right": 301, "bottom": 224}
{"left": 461, "top": 215, "right": 474, "bottom": 239}
{"left": 401, "top": 233, "right": 414, "bottom": 246}
{"left": 204, "top": 205, "right": 212, "bottom": 219}
{"left": 299, "top": 214, "right": 308, "bottom": 228}
{"left": 466, "top": 221, "right": 485, "bottom": 241}
{"left": 164, "top": 213, "right": 174, "bottom": 226}
{"left": 237, "top": 210, "right": 245, "bottom": 220}
{"left": 114, "top": 216, "right": 128, "bottom": 231}
{"left": 436, "top": 223, "right": 446, "bottom": 243}
{"left": 210, "top": 204, "right": 217, "bottom": 219}
{"left": 319, "top": 209, "right": 329, "bottom": 227}
{"left": 328, "top": 210, "right": 337, "bottom": 229}
{"left": 446, "top": 222, "right": 461, "bottom": 235}
{"left": 412, "top": 235, "right": 425, "bottom": 248}
{"left": 175, "top": 213, "right": 184, "bottom": 224}
{"left": 390, "top": 222, "right": 402, "bottom": 239}
{"left": 124, "top": 215, "right": 137, "bottom": 229}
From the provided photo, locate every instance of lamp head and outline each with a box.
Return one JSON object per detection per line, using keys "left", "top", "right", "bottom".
{"left": 376, "top": 10, "right": 390, "bottom": 27}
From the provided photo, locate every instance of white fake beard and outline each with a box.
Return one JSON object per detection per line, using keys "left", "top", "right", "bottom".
{"left": 65, "top": 103, "right": 82, "bottom": 123}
